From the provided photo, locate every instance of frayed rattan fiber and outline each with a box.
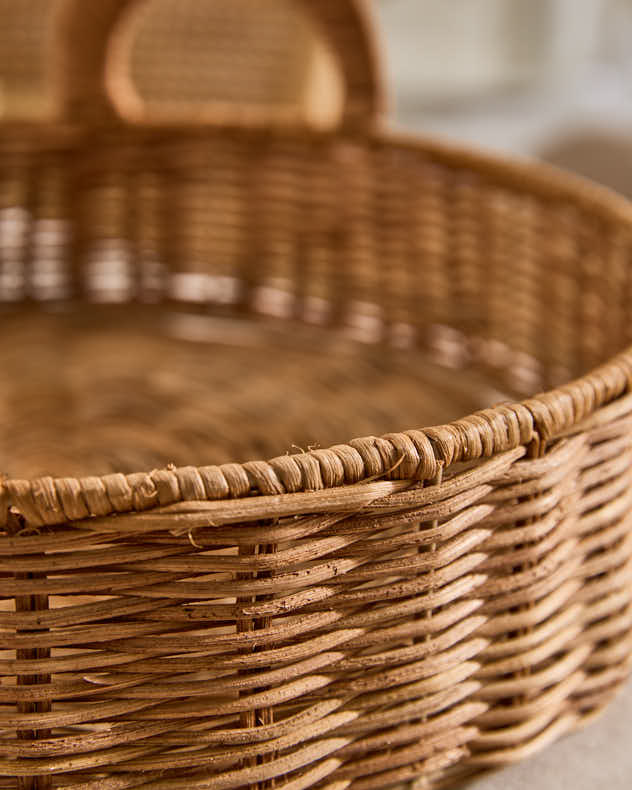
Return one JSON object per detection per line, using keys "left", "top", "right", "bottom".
{"left": 1, "top": 1, "right": 632, "bottom": 788}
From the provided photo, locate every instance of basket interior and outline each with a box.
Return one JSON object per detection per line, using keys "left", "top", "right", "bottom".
{"left": 1, "top": 127, "right": 630, "bottom": 481}
{"left": 0, "top": 307, "right": 506, "bottom": 480}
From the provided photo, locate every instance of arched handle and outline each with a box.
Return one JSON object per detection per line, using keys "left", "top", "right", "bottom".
{"left": 51, "top": 0, "right": 385, "bottom": 129}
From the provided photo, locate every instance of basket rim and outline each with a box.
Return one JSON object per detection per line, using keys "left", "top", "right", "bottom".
{"left": 2, "top": 126, "right": 632, "bottom": 529}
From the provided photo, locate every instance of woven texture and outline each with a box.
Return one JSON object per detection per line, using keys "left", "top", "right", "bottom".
{"left": 0, "top": 0, "right": 381, "bottom": 125}
{"left": 0, "top": 0, "right": 54, "bottom": 119}
{"left": 2, "top": 2, "right": 632, "bottom": 788}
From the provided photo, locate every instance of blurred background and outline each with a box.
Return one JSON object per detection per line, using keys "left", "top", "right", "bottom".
{"left": 2, "top": 0, "right": 632, "bottom": 195}
{"left": 377, "top": 0, "right": 632, "bottom": 196}
{"left": 0, "top": 0, "right": 632, "bottom": 194}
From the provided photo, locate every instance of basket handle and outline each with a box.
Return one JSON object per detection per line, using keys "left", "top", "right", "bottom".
{"left": 51, "top": 0, "right": 385, "bottom": 129}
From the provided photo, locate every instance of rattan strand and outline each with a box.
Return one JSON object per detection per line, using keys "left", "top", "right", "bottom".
{"left": 1, "top": 1, "right": 632, "bottom": 789}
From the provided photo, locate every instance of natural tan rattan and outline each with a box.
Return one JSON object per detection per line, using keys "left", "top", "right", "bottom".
{"left": 0, "top": 0, "right": 382, "bottom": 126}
{"left": 1, "top": 2, "right": 632, "bottom": 789}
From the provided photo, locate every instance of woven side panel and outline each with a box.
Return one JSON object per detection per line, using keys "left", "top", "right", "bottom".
{"left": 126, "top": 0, "right": 317, "bottom": 107}
{"left": 1, "top": 410, "right": 632, "bottom": 787}
{"left": 51, "top": 0, "right": 382, "bottom": 127}
{"left": 0, "top": 0, "right": 54, "bottom": 120}
{"left": 0, "top": 0, "right": 382, "bottom": 125}
{"left": 3, "top": 511, "right": 52, "bottom": 790}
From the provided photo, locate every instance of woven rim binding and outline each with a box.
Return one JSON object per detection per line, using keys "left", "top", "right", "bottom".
{"left": 2, "top": 339, "right": 631, "bottom": 529}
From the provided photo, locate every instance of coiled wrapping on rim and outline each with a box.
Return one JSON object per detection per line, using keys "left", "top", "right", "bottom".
{"left": 3, "top": 351, "right": 632, "bottom": 530}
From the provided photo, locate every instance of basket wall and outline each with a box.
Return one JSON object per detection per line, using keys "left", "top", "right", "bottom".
{"left": 0, "top": 0, "right": 381, "bottom": 127}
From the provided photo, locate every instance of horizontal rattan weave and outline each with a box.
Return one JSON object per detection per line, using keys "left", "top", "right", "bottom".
{"left": 0, "top": 0, "right": 382, "bottom": 126}
{"left": 1, "top": 1, "right": 632, "bottom": 788}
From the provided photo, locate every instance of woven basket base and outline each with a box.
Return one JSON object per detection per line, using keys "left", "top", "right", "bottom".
{"left": 0, "top": 307, "right": 509, "bottom": 480}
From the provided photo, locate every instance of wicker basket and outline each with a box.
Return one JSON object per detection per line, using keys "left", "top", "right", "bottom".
{"left": 1, "top": 1, "right": 632, "bottom": 788}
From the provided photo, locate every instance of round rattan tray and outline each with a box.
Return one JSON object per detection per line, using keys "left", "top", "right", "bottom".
{"left": 1, "top": 1, "right": 632, "bottom": 788}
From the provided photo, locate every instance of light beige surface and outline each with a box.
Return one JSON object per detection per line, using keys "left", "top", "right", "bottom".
{"left": 469, "top": 680, "right": 632, "bottom": 788}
